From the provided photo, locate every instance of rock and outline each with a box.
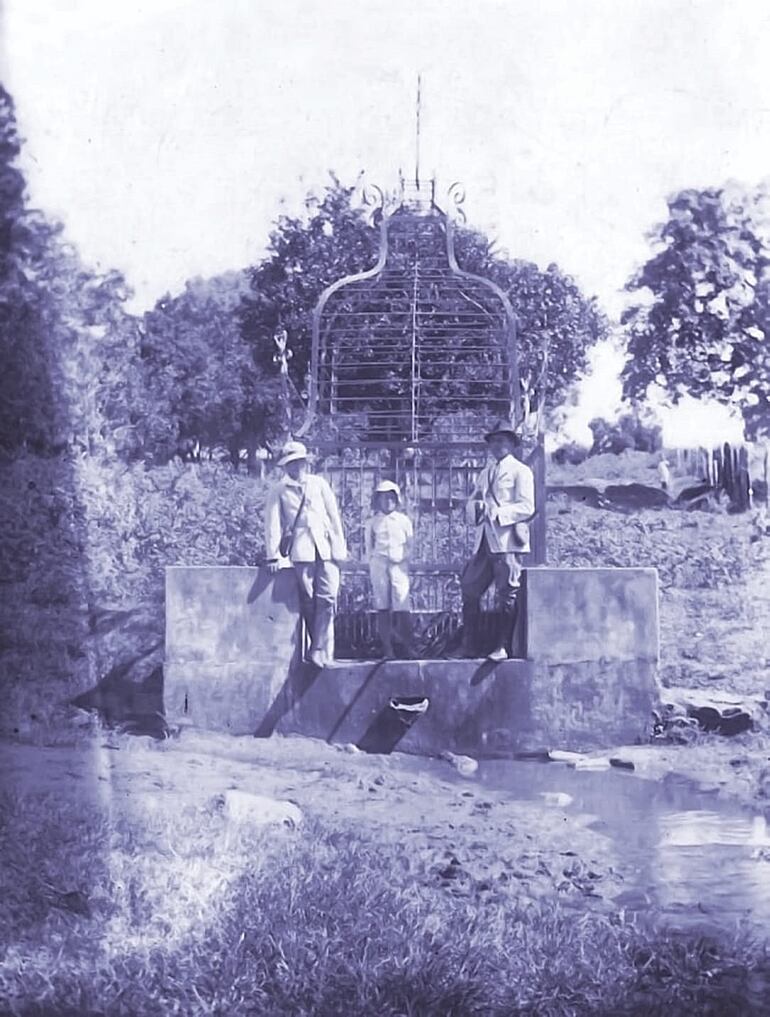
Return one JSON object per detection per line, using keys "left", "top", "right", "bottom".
{"left": 217, "top": 790, "right": 302, "bottom": 829}
{"left": 549, "top": 750, "right": 585, "bottom": 765}
{"left": 609, "top": 757, "right": 635, "bottom": 771}
{"left": 663, "top": 688, "right": 760, "bottom": 736}
{"left": 603, "top": 483, "right": 669, "bottom": 510}
{"left": 440, "top": 751, "right": 478, "bottom": 778}
{"left": 539, "top": 791, "right": 573, "bottom": 807}
{"left": 546, "top": 485, "right": 606, "bottom": 509}
{"left": 573, "top": 757, "right": 611, "bottom": 771}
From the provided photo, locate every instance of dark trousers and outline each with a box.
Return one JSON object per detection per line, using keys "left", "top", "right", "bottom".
{"left": 460, "top": 535, "right": 522, "bottom": 614}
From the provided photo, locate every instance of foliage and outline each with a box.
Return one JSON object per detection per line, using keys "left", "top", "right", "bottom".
{"left": 548, "top": 499, "right": 756, "bottom": 589}
{"left": 140, "top": 273, "right": 283, "bottom": 465}
{"left": 623, "top": 186, "right": 770, "bottom": 438}
{"left": 551, "top": 441, "right": 591, "bottom": 466}
{"left": 241, "top": 178, "right": 608, "bottom": 438}
{"left": 0, "top": 84, "right": 142, "bottom": 460}
{"left": 241, "top": 179, "right": 380, "bottom": 392}
{"left": 2, "top": 791, "right": 768, "bottom": 1016}
{"left": 589, "top": 410, "right": 662, "bottom": 456}
{"left": 0, "top": 456, "right": 267, "bottom": 728}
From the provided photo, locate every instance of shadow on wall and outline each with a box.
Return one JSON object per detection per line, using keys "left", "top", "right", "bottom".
{"left": 254, "top": 659, "right": 323, "bottom": 739}
{"left": 70, "top": 646, "right": 166, "bottom": 738}
{"left": 0, "top": 347, "right": 95, "bottom": 736}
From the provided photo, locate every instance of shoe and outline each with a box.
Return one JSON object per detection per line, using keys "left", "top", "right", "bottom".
{"left": 486, "top": 646, "right": 508, "bottom": 662}
{"left": 308, "top": 649, "right": 326, "bottom": 668}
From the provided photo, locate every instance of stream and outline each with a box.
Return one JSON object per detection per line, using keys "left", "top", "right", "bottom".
{"left": 476, "top": 757, "right": 770, "bottom": 931}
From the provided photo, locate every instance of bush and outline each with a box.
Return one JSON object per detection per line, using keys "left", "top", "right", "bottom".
{"left": 552, "top": 442, "right": 591, "bottom": 466}
{"left": 589, "top": 412, "right": 662, "bottom": 456}
{"left": 548, "top": 503, "right": 756, "bottom": 589}
{"left": 0, "top": 455, "right": 269, "bottom": 728}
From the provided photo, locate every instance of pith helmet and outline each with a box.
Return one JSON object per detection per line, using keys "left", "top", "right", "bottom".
{"left": 374, "top": 480, "right": 401, "bottom": 501}
{"left": 277, "top": 440, "right": 308, "bottom": 466}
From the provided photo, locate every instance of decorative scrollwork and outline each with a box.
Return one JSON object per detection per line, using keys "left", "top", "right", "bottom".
{"left": 362, "top": 183, "right": 385, "bottom": 224}
{"left": 447, "top": 181, "right": 467, "bottom": 222}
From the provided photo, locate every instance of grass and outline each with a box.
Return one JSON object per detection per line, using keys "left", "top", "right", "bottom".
{"left": 2, "top": 791, "right": 769, "bottom": 1016}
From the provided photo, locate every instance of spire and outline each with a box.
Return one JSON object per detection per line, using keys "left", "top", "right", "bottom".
{"left": 415, "top": 73, "right": 422, "bottom": 189}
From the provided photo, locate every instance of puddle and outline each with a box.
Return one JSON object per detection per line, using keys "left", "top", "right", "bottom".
{"left": 476, "top": 759, "right": 770, "bottom": 930}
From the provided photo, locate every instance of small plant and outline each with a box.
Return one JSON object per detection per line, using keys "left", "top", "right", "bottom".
{"left": 1, "top": 793, "right": 768, "bottom": 1016}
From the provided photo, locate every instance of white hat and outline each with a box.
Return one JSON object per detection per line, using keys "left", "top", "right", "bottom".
{"left": 277, "top": 440, "right": 308, "bottom": 466}
{"left": 375, "top": 480, "right": 401, "bottom": 500}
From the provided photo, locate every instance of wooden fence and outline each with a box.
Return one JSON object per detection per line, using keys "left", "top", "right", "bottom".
{"left": 675, "top": 442, "right": 767, "bottom": 510}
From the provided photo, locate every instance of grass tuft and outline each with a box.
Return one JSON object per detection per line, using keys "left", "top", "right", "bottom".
{"left": 1, "top": 791, "right": 769, "bottom": 1015}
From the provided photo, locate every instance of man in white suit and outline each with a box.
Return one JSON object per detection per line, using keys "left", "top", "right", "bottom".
{"left": 460, "top": 421, "right": 535, "bottom": 661}
{"left": 265, "top": 441, "right": 347, "bottom": 668}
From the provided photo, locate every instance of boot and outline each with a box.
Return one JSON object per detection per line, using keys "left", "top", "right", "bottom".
{"left": 393, "top": 611, "right": 416, "bottom": 659}
{"left": 487, "top": 607, "right": 517, "bottom": 662}
{"left": 457, "top": 602, "right": 479, "bottom": 658}
{"left": 308, "top": 601, "right": 335, "bottom": 667}
{"left": 376, "top": 610, "right": 395, "bottom": 659}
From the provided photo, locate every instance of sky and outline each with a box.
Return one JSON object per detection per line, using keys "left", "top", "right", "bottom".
{"left": 2, "top": 0, "right": 768, "bottom": 444}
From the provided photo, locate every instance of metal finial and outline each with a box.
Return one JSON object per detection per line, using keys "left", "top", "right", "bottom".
{"left": 415, "top": 73, "right": 422, "bottom": 189}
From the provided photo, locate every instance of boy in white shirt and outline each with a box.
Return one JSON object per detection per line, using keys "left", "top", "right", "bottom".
{"left": 364, "top": 480, "right": 415, "bottom": 658}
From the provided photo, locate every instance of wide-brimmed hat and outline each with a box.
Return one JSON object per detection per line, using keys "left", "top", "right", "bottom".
{"left": 277, "top": 440, "right": 308, "bottom": 466}
{"left": 374, "top": 480, "right": 401, "bottom": 501}
{"left": 484, "top": 420, "right": 521, "bottom": 444}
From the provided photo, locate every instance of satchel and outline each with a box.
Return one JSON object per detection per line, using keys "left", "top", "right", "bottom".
{"left": 279, "top": 488, "right": 307, "bottom": 559}
{"left": 512, "top": 521, "right": 529, "bottom": 549}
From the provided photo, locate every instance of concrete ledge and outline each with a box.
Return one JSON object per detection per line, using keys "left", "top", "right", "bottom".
{"left": 523, "top": 567, "right": 659, "bottom": 664}
{"left": 165, "top": 565, "right": 302, "bottom": 734}
{"left": 275, "top": 657, "right": 658, "bottom": 755}
{"left": 164, "top": 565, "right": 661, "bottom": 752}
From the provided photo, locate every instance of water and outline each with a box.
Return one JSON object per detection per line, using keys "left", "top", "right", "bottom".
{"left": 476, "top": 758, "right": 770, "bottom": 931}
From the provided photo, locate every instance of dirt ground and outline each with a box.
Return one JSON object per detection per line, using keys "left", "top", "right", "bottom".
{"left": 0, "top": 730, "right": 634, "bottom": 915}
{"left": 3, "top": 474, "right": 770, "bottom": 926}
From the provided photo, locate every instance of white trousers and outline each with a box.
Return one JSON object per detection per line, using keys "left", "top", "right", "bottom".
{"left": 369, "top": 556, "right": 411, "bottom": 611}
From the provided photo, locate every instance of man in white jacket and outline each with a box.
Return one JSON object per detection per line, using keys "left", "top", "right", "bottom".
{"left": 265, "top": 441, "right": 347, "bottom": 668}
{"left": 460, "top": 421, "right": 535, "bottom": 661}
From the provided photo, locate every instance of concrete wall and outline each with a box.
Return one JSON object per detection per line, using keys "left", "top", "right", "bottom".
{"left": 165, "top": 565, "right": 302, "bottom": 734}
{"left": 164, "top": 565, "right": 660, "bottom": 753}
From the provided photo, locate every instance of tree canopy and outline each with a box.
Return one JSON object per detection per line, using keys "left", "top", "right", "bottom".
{"left": 0, "top": 84, "right": 141, "bottom": 460}
{"left": 140, "top": 272, "right": 282, "bottom": 465}
{"left": 240, "top": 179, "right": 608, "bottom": 438}
{"left": 622, "top": 186, "right": 770, "bottom": 439}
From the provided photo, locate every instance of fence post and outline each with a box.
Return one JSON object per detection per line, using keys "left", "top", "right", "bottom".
{"left": 532, "top": 434, "right": 547, "bottom": 566}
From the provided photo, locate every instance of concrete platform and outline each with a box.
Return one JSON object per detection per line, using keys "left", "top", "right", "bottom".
{"left": 275, "top": 656, "right": 657, "bottom": 755}
{"left": 165, "top": 565, "right": 660, "bottom": 754}
{"left": 164, "top": 565, "right": 302, "bottom": 734}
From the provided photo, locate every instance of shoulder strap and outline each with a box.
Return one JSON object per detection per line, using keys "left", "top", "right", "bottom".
{"left": 286, "top": 485, "right": 308, "bottom": 542}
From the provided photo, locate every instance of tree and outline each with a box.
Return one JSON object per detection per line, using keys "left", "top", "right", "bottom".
{"left": 0, "top": 84, "right": 58, "bottom": 456}
{"left": 140, "top": 272, "right": 282, "bottom": 468}
{"left": 240, "top": 178, "right": 607, "bottom": 437}
{"left": 622, "top": 186, "right": 770, "bottom": 438}
{"left": 241, "top": 179, "right": 379, "bottom": 392}
{"left": 0, "top": 84, "right": 143, "bottom": 460}
{"left": 589, "top": 411, "right": 662, "bottom": 455}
